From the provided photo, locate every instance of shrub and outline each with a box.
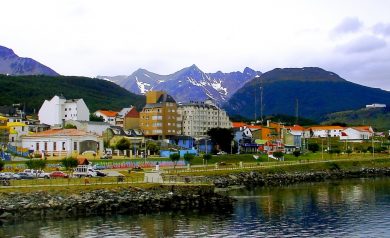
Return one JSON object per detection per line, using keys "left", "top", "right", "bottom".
{"left": 308, "top": 143, "right": 320, "bottom": 153}
{"left": 293, "top": 150, "right": 301, "bottom": 158}
{"left": 116, "top": 138, "right": 130, "bottom": 151}
{"left": 183, "top": 153, "right": 195, "bottom": 165}
{"left": 169, "top": 153, "right": 180, "bottom": 169}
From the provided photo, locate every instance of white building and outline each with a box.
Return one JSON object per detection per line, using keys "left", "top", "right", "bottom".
{"left": 366, "top": 103, "right": 386, "bottom": 108}
{"left": 177, "top": 99, "right": 232, "bottom": 138}
{"left": 65, "top": 120, "right": 111, "bottom": 136}
{"left": 7, "top": 122, "right": 29, "bottom": 146}
{"left": 38, "top": 95, "right": 90, "bottom": 126}
{"left": 94, "top": 110, "right": 118, "bottom": 126}
{"left": 21, "top": 129, "right": 104, "bottom": 156}
{"left": 340, "top": 126, "right": 374, "bottom": 142}
{"left": 306, "top": 126, "right": 345, "bottom": 138}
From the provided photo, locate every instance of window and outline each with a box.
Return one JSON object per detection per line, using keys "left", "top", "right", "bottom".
{"left": 62, "top": 142, "right": 65, "bottom": 150}
{"left": 36, "top": 142, "right": 39, "bottom": 150}
{"left": 74, "top": 142, "right": 77, "bottom": 150}
{"left": 53, "top": 142, "right": 57, "bottom": 151}
{"left": 44, "top": 142, "right": 47, "bottom": 151}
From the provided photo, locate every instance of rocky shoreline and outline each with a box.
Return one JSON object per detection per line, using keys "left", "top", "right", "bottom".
{"left": 210, "top": 167, "right": 390, "bottom": 188}
{"left": 2, "top": 167, "right": 390, "bottom": 223}
{"left": 0, "top": 185, "right": 234, "bottom": 223}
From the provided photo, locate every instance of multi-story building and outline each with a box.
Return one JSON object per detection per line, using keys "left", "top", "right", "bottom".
{"left": 38, "top": 95, "right": 90, "bottom": 126}
{"left": 177, "top": 99, "right": 231, "bottom": 138}
{"left": 140, "top": 91, "right": 178, "bottom": 139}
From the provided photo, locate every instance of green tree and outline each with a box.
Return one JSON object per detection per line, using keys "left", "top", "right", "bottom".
{"left": 183, "top": 153, "right": 195, "bottom": 165}
{"left": 61, "top": 157, "right": 78, "bottom": 176}
{"left": 207, "top": 128, "right": 234, "bottom": 153}
{"left": 346, "top": 149, "right": 352, "bottom": 156}
{"left": 273, "top": 151, "right": 284, "bottom": 161}
{"left": 25, "top": 159, "right": 47, "bottom": 177}
{"left": 293, "top": 150, "right": 301, "bottom": 158}
{"left": 90, "top": 113, "right": 104, "bottom": 122}
{"left": 308, "top": 143, "right": 320, "bottom": 153}
{"left": 146, "top": 141, "right": 159, "bottom": 154}
{"left": 203, "top": 153, "right": 212, "bottom": 166}
{"left": 64, "top": 124, "right": 77, "bottom": 129}
{"left": 116, "top": 138, "right": 130, "bottom": 151}
{"left": 169, "top": 153, "right": 180, "bottom": 169}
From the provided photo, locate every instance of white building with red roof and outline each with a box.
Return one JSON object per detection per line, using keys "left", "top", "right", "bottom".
{"left": 340, "top": 126, "right": 374, "bottom": 142}
{"left": 21, "top": 129, "right": 103, "bottom": 156}
{"left": 94, "top": 110, "right": 118, "bottom": 126}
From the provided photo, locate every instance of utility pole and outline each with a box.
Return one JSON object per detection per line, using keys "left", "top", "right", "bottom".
{"left": 295, "top": 98, "right": 299, "bottom": 125}
{"left": 260, "top": 76, "right": 264, "bottom": 124}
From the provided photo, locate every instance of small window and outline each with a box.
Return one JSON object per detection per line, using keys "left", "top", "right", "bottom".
{"left": 74, "top": 142, "right": 77, "bottom": 150}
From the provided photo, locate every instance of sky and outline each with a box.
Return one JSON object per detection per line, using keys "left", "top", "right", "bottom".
{"left": 1, "top": 0, "right": 390, "bottom": 91}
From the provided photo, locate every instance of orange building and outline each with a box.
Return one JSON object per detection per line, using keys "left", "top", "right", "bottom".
{"left": 140, "top": 91, "right": 178, "bottom": 139}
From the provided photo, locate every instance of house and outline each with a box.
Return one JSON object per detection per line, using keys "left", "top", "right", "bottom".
{"left": 123, "top": 107, "right": 140, "bottom": 130}
{"left": 21, "top": 129, "right": 104, "bottom": 157}
{"left": 38, "top": 95, "right": 90, "bottom": 126}
{"left": 94, "top": 110, "right": 118, "bottom": 126}
{"left": 306, "top": 125, "right": 345, "bottom": 138}
{"left": 340, "top": 126, "right": 374, "bottom": 142}
{"left": 7, "top": 122, "right": 29, "bottom": 146}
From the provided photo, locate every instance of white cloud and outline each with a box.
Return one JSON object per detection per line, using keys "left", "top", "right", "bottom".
{"left": 0, "top": 0, "right": 390, "bottom": 91}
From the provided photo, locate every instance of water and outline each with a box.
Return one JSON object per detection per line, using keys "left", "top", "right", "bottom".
{"left": 2, "top": 177, "right": 390, "bottom": 237}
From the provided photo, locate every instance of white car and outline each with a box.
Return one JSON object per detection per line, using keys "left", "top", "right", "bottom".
{"left": 0, "top": 172, "right": 20, "bottom": 180}
{"left": 23, "top": 169, "right": 50, "bottom": 179}
{"left": 217, "top": 151, "right": 227, "bottom": 155}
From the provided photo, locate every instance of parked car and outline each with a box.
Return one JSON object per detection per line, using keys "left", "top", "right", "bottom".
{"left": 96, "top": 171, "right": 107, "bottom": 177}
{"left": 16, "top": 172, "right": 34, "bottom": 180}
{"left": 23, "top": 169, "right": 50, "bottom": 179}
{"left": 217, "top": 151, "right": 227, "bottom": 155}
{"left": 73, "top": 165, "right": 97, "bottom": 177}
{"left": 0, "top": 172, "right": 20, "bottom": 180}
{"left": 49, "top": 171, "right": 69, "bottom": 178}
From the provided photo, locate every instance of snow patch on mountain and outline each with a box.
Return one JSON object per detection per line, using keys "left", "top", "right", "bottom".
{"left": 135, "top": 76, "right": 151, "bottom": 94}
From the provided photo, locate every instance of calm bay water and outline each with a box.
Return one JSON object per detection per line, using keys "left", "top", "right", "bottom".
{"left": 2, "top": 177, "right": 390, "bottom": 237}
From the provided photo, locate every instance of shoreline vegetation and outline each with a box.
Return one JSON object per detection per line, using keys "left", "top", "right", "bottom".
{"left": 0, "top": 155, "right": 389, "bottom": 223}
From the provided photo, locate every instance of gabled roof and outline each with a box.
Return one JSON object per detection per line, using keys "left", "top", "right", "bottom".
{"left": 290, "top": 125, "right": 305, "bottom": 131}
{"left": 353, "top": 126, "right": 373, "bottom": 133}
{"left": 96, "top": 110, "right": 118, "bottom": 117}
{"left": 125, "top": 108, "right": 140, "bottom": 118}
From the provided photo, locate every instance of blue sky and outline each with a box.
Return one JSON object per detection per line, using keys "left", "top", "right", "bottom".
{"left": 1, "top": 0, "right": 390, "bottom": 90}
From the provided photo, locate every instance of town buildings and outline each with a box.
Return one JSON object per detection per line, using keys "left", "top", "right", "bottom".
{"left": 38, "top": 95, "right": 90, "bottom": 126}
{"left": 177, "top": 99, "right": 232, "bottom": 138}
{"left": 94, "top": 110, "right": 118, "bottom": 126}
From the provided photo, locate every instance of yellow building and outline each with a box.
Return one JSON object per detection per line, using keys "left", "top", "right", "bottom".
{"left": 140, "top": 91, "right": 178, "bottom": 139}
{"left": 0, "top": 116, "right": 9, "bottom": 145}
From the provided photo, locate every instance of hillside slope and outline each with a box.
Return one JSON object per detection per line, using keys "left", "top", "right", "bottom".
{"left": 322, "top": 107, "right": 390, "bottom": 131}
{"left": 0, "top": 75, "right": 145, "bottom": 113}
{"left": 225, "top": 67, "right": 390, "bottom": 120}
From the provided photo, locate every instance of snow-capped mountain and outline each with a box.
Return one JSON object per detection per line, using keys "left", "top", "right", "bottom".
{"left": 0, "top": 45, "right": 59, "bottom": 76}
{"left": 98, "top": 65, "right": 261, "bottom": 104}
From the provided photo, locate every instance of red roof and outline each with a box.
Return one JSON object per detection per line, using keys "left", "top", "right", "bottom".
{"left": 290, "top": 125, "right": 305, "bottom": 131}
{"left": 97, "top": 110, "right": 118, "bottom": 117}
{"left": 232, "top": 122, "right": 246, "bottom": 128}
{"left": 353, "top": 126, "right": 373, "bottom": 133}
{"left": 232, "top": 122, "right": 261, "bottom": 130}
{"left": 125, "top": 108, "right": 140, "bottom": 118}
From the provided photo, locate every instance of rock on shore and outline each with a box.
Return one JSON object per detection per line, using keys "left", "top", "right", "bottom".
{"left": 0, "top": 185, "right": 234, "bottom": 222}
{"left": 209, "top": 168, "right": 390, "bottom": 188}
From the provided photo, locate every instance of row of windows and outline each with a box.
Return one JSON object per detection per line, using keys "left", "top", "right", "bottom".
{"left": 35, "top": 142, "right": 66, "bottom": 151}
{"left": 64, "top": 108, "right": 76, "bottom": 111}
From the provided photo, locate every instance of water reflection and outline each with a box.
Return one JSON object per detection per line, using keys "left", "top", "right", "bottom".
{"left": 1, "top": 177, "right": 390, "bottom": 237}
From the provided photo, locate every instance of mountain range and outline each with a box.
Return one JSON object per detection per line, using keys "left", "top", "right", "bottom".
{"left": 226, "top": 67, "right": 390, "bottom": 120}
{"left": 98, "top": 65, "right": 261, "bottom": 104}
{"left": 0, "top": 45, "right": 58, "bottom": 76}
